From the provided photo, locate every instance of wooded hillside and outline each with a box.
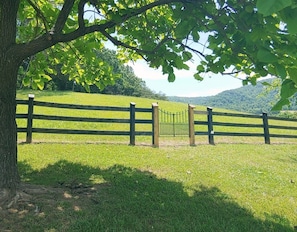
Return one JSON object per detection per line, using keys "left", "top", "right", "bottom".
{"left": 169, "top": 79, "right": 297, "bottom": 114}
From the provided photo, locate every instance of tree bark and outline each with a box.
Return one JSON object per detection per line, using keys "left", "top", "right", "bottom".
{"left": 0, "top": 58, "right": 20, "bottom": 192}
{"left": 0, "top": 0, "right": 21, "bottom": 199}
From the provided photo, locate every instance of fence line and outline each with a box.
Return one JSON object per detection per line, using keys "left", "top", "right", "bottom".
{"left": 16, "top": 95, "right": 297, "bottom": 147}
{"left": 188, "top": 105, "right": 297, "bottom": 145}
{"left": 16, "top": 95, "right": 159, "bottom": 147}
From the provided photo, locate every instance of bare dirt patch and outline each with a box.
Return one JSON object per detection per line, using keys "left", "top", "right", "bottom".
{"left": 0, "top": 182, "right": 105, "bottom": 232}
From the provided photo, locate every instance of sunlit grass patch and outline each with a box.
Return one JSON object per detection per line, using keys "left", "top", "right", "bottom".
{"left": 13, "top": 143, "right": 297, "bottom": 231}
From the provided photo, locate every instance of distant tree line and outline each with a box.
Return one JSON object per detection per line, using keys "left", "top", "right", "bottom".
{"left": 17, "top": 48, "right": 167, "bottom": 101}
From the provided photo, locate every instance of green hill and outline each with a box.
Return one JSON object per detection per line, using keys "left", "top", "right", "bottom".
{"left": 169, "top": 79, "right": 280, "bottom": 114}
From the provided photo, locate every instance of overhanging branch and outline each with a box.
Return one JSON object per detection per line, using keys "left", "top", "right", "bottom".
{"left": 101, "top": 30, "right": 155, "bottom": 55}
{"left": 78, "top": 0, "right": 88, "bottom": 28}
{"left": 13, "top": 0, "right": 196, "bottom": 60}
{"left": 53, "top": 0, "right": 75, "bottom": 33}
{"left": 173, "top": 39, "right": 206, "bottom": 58}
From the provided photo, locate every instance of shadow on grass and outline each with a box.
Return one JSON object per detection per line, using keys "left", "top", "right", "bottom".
{"left": 17, "top": 160, "right": 294, "bottom": 232}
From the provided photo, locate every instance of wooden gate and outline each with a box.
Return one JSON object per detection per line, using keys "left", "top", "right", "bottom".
{"left": 159, "top": 109, "right": 188, "bottom": 136}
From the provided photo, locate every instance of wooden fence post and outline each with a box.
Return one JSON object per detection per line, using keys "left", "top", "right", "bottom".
{"left": 129, "top": 102, "right": 136, "bottom": 145}
{"left": 262, "top": 112, "right": 270, "bottom": 144}
{"left": 26, "top": 94, "right": 35, "bottom": 143}
{"left": 207, "top": 107, "right": 215, "bottom": 145}
{"left": 188, "top": 104, "right": 195, "bottom": 146}
{"left": 152, "top": 103, "right": 159, "bottom": 147}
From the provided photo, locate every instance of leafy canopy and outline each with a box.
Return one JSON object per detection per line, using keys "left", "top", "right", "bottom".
{"left": 16, "top": 0, "right": 297, "bottom": 110}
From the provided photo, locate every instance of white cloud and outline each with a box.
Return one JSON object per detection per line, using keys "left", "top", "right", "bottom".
{"left": 128, "top": 58, "right": 243, "bottom": 97}
{"left": 128, "top": 59, "right": 197, "bottom": 81}
{"left": 128, "top": 60, "right": 165, "bottom": 80}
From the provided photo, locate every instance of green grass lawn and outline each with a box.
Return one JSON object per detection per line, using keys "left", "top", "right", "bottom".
{"left": 5, "top": 90, "right": 296, "bottom": 231}
{"left": 12, "top": 143, "right": 297, "bottom": 231}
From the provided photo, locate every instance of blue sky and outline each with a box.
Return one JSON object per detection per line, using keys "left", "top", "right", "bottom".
{"left": 129, "top": 59, "right": 243, "bottom": 97}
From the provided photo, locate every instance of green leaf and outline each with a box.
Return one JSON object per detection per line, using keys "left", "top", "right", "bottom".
{"left": 272, "top": 98, "right": 290, "bottom": 111}
{"left": 175, "top": 20, "right": 191, "bottom": 38}
{"left": 36, "top": 81, "right": 45, "bottom": 90}
{"left": 275, "top": 64, "right": 287, "bottom": 79}
{"left": 287, "top": 68, "right": 297, "bottom": 84}
{"left": 280, "top": 79, "right": 297, "bottom": 99}
{"left": 83, "top": 83, "right": 91, "bottom": 92}
{"left": 182, "top": 51, "right": 192, "bottom": 62}
{"left": 196, "top": 65, "right": 205, "bottom": 72}
{"left": 31, "top": 82, "right": 37, "bottom": 89}
{"left": 256, "top": 0, "right": 292, "bottom": 16}
{"left": 194, "top": 73, "right": 203, "bottom": 81}
{"left": 257, "top": 49, "right": 278, "bottom": 63}
{"left": 173, "top": 57, "right": 187, "bottom": 70}
{"left": 22, "top": 76, "right": 31, "bottom": 86}
{"left": 168, "top": 73, "right": 175, "bottom": 82}
{"left": 42, "top": 74, "right": 52, "bottom": 81}
{"left": 242, "top": 79, "right": 249, "bottom": 85}
{"left": 192, "top": 30, "right": 200, "bottom": 42}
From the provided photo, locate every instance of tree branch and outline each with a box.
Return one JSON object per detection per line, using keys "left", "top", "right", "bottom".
{"left": 14, "top": 0, "right": 193, "bottom": 60}
{"left": 173, "top": 39, "right": 206, "bottom": 58}
{"left": 53, "top": 0, "right": 75, "bottom": 33}
{"left": 222, "top": 70, "right": 243, "bottom": 75}
{"left": 78, "top": 0, "right": 87, "bottom": 28}
{"left": 101, "top": 30, "right": 154, "bottom": 54}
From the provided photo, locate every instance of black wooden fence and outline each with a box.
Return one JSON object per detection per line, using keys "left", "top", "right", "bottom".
{"left": 188, "top": 105, "right": 297, "bottom": 145}
{"left": 16, "top": 95, "right": 159, "bottom": 146}
{"left": 16, "top": 95, "right": 297, "bottom": 147}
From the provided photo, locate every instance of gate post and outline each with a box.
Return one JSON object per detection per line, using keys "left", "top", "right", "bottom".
{"left": 188, "top": 104, "right": 195, "bottom": 146}
{"left": 207, "top": 107, "right": 215, "bottom": 145}
{"left": 152, "top": 103, "right": 159, "bottom": 147}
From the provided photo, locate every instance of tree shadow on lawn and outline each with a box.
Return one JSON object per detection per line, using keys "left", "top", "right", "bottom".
{"left": 10, "top": 160, "right": 294, "bottom": 232}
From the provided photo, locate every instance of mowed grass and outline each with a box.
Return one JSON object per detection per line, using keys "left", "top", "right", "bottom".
{"left": 10, "top": 90, "right": 297, "bottom": 231}
{"left": 16, "top": 143, "right": 297, "bottom": 231}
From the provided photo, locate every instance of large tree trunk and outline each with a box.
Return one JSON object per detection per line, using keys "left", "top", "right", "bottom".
{"left": 0, "top": 59, "right": 20, "bottom": 194}
{"left": 0, "top": 0, "right": 21, "bottom": 204}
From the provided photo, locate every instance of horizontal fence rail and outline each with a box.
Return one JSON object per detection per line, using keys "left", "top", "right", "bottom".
{"left": 16, "top": 96, "right": 297, "bottom": 147}
{"left": 16, "top": 95, "right": 159, "bottom": 147}
{"left": 188, "top": 105, "right": 297, "bottom": 145}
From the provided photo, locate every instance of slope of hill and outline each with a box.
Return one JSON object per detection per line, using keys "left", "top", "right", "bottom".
{"left": 169, "top": 79, "right": 280, "bottom": 114}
